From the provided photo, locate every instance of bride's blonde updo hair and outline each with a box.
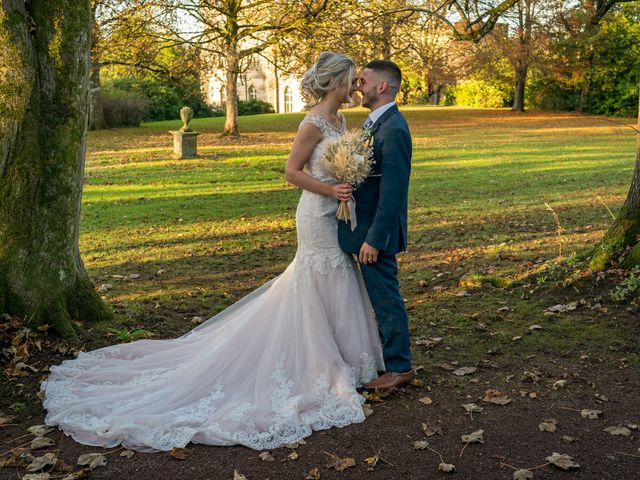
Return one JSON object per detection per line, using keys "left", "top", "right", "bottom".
{"left": 300, "top": 51, "right": 355, "bottom": 105}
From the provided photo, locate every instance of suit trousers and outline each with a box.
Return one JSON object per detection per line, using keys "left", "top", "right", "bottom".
{"left": 358, "top": 253, "right": 412, "bottom": 373}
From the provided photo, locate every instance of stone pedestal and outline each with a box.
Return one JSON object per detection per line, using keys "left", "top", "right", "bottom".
{"left": 170, "top": 130, "right": 200, "bottom": 159}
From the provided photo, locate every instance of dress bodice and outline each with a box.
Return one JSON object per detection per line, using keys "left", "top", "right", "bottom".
{"left": 298, "top": 113, "right": 346, "bottom": 183}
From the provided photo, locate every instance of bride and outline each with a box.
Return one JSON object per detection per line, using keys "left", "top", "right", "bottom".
{"left": 41, "top": 52, "right": 385, "bottom": 452}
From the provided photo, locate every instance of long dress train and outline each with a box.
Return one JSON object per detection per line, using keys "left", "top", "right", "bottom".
{"left": 41, "top": 113, "right": 385, "bottom": 452}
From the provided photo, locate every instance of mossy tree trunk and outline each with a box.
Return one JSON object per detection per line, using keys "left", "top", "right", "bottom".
{"left": 590, "top": 90, "right": 640, "bottom": 270}
{"left": 0, "top": 0, "right": 112, "bottom": 336}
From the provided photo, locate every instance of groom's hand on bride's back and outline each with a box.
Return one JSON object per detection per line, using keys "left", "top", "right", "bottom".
{"left": 359, "top": 242, "right": 379, "bottom": 264}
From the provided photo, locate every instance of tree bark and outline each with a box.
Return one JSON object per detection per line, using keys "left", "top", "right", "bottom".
{"left": 223, "top": 44, "right": 239, "bottom": 137}
{"left": 88, "top": 58, "right": 108, "bottom": 130}
{"left": 590, "top": 89, "right": 640, "bottom": 270}
{"left": 578, "top": 48, "right": 596, "bottom": 112}
{"left": 0, "top": 0, "right": 112, "bottom": 335}
{"left": 88, "top": 5, "right": 107, "bottom": 130}
{"left": 512, "top": 64, "right": 527, "bottom": 112}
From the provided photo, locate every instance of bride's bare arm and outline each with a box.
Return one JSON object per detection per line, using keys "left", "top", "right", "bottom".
{"left": 285, "top": 124, "right": 352, "bottom": 201}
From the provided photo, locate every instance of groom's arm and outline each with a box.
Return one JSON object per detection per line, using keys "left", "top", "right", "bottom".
{"left": 364, "top": 125, "right": 411, "bottom": 251}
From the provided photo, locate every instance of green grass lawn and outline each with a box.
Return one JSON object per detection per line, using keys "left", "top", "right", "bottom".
{"left": 81, "top": 106, "right": 637, "bottom": 365}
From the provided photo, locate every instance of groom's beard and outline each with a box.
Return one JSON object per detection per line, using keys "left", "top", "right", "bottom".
{"left": 361, "top": 90, "right": 377, "bottom": 110}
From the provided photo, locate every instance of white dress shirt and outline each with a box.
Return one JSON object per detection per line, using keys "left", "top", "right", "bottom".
{"left": 364, "top": 101, "right": 396, "bottom": 128}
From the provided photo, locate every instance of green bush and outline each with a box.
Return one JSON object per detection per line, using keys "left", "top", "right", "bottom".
{"left": 104, "top": 78, "right": 215, "bottom": 122}
{"left": 449, "top": 79, "right": 510, "bottom": 108}
{"left": 237, "top": 99, "right": 275, "bottom": 116}
{"left": 102, "top": 89, "right": 148, "bottom": 127}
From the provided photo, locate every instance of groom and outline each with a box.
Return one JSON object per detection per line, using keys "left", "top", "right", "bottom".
{"left": 338, "top": 60, "right": 414, "bottom": 390}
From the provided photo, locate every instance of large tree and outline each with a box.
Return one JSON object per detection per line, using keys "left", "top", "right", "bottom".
{"left": 0, "top": 0, "right": 111, "bottom": 335}
{"left": 169, "top": 0, "right": 332, "bottom": 137}
{"left": 590, "top": 95, "right": 640, "bottom": 269}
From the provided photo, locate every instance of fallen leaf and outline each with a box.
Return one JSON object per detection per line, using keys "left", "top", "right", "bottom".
{"left": 461, "top": 429, "right": 484, "bottom": 444}
{"left": 438, "top": 463, "right": 455, "bottom": 472}
{"left": 512, "top": 336, "right": 522, "bottom": 341}
{"left": 522, "top": 368, "right": 542, "bottom": 382}
{"left": 283, "top": 439, "right": 306, "bottom": 449}
{"left": 22, "top": 474, "right": 51, "bottom": 480}
{"left": 453, "top": 366, "right": 477, "bottom": 376}
{"left": 422, "top": 421, "right": 443, "bottom": 437}
{"left": 61, "top": 471, "right": 90, "bottom": 480}
{"left": 76, "top": 453, "right": 106, "bottom": 470}
{"left": 233, "top": 470, "right": 247, "bottom": 480}
{"left": 461, "top": 403, "right": 484, "bottom": 414}
{"left": 482, "top": 389, "right": 511, "bottom": 405}
{"left": 546, "top": 452, "right": 580, "bottom": 470}
{"left": 528, "top": 324, "right": 542, "bottom": 331}
{"left": 120, "top": 450, "right": 134, "bottom": 458}
{"left": 28, "top": 425, "right": 54, "bottom": 436}
{"left": 580, "top": 409, "right": 602, "bottom": 419}
{"left": 31, "top": 437, "right": 56, "bottom": 450}
{"left": 513, "top": 469, "right": 534, "bottom": 479}
{"left": 539, "top": 419, "right": 558, "bottom": 433}
{"left": 418, "top": 396, "right": 433, "bottom": 406}
{"left": 304, "top": 467, "right": 321, "bottom": 480}
{"left": 561, "top": 435, "right": 576, "bottom": 443}
{"left": 363, "top": 404, "right": 374, "bottom": 417}
{"left": 595, "top": 393, "right": 608, "bottom": 402}
{"left": 259, "top": 452, "right": 275, "bottom": 462}
{"left": 412, "top": 440, "right": 429, "bottom": 450}
{"left": 0, "top": 415, "right": 14, "bottom": 427}
{"left": 604, "top": 426, "right": 631, "bottom": 436}
{"left": 287, "top": 450, "right": 299, "bottom": 461}
{"left": 361, "top": 391, "right": 385, "bottom": 403}
{"left": 552, "top": 380, "right": 568, "bottom": 390}
{"left": 364, "top": 454, "right": 379, "bottom": 467}
{"left": 626, "top": 423, "right": 638, "bottom": 430}
{"left": 545, "top": 302, "right": 578, "bottom": 314}
{"left": 169, "top": 448, "right": 192, "bottom": 460}
{"left": 26, "top": 453, "right": 57, "bottom": 472}
{"left": 325, "top": 453, "right": 356, "bottom": 472}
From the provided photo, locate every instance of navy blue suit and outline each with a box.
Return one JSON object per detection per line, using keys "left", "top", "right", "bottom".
{"left": 338, "top": 104, "right": 412, "bottom": 373}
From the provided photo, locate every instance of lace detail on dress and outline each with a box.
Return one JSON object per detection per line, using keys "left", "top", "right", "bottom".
{"left": 42, "top": 349, "right": 378, "bottom": 451}
{"left": 298, "top": 112, "right": 345, "bottom": 138}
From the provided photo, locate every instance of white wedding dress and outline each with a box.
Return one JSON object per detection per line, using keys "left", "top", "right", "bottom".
{"left": 41, "top": 113, "right": 385, "bottom": 452}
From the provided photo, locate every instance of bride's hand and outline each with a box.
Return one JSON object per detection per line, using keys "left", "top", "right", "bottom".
{"left": 331, "top": 183, "right": 352, "bottom": 202}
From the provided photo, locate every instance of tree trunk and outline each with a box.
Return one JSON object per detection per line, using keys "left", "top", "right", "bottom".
{"left": 578, "top": 47, "right": 595, "bottom": 112}
{"left": 590, "top": 89, "right": 640, "bottom": 270}
{"left": 88, "top": 8, "right": 107, "bottom": 131}
{"left": 512, "top": 64, "right": 527, "bottom": 112}
{"left": 274, "top": 61, "right": 280, "bottom": 114}
{"left": 0, "top": 0, "right": 112, "bottom": 335}
{"left": 88, "top": 58, "right": 107, "bottom": 130}
{"left": 223, "top": 45, "right": 239, "bottom": 137}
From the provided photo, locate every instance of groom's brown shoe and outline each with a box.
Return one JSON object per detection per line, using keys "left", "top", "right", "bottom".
{"left": 363, "top": 368, "right": 416, "bottom": 390}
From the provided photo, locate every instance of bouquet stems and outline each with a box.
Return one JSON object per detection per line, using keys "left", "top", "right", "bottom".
{"left": 336, "top": 201, "right": 350, "bottom": 222}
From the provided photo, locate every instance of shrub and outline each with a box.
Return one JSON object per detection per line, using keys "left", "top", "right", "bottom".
{"left": 237, "top": 99, "right": 275, "bottom": 116}
{"left": 102, "top": 90, "right": 148, "bottom": 127}
{"left": 449, "top": 79, "right": 510, "bottom": 108}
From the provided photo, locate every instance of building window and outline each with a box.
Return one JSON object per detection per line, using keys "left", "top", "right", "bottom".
{"left": 284, "top": 86, "right": 293, "bottom": 113}
{"left": 220, "top": 86, "right": 226, "bottom": 108}
{"left": 248, "top": 85, "right": 257, "bottom": 100}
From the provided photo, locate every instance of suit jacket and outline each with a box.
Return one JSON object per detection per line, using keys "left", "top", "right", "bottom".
{"left": 338, "top": 104, "right": 412, "bottom": 255}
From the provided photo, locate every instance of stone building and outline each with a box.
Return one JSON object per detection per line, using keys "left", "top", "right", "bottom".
{"left": 203, "top": 54, "right": 306, "bottom": 113}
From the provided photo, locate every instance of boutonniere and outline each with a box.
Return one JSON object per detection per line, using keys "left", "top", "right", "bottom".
{"left": 361, "top": 127, "right": 374, "bottom": 147}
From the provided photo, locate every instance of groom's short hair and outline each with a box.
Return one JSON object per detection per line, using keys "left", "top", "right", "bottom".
{"left": 365, "top": 60, "right": 402, "bottom": 90}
